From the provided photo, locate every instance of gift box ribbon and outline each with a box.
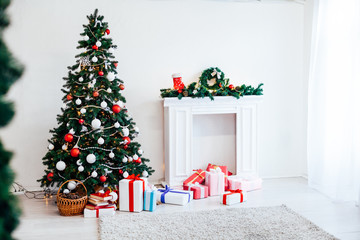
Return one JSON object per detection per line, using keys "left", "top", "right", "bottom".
{"left": 158, "top": 185, "right": 191, "bottom": 203}
{"left": 126, "top": 174, "right": 145, "bottom": 212}
{"left": 222, "top": 189, "right": 244, "bottom": 205}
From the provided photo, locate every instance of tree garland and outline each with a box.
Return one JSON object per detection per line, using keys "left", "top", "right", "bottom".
{"left": 160, "top": 67, "right": 264, "bottom": 100}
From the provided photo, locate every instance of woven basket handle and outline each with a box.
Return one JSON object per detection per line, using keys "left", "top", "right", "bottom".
{"left": 57, "top": 179, "right": 87, "bottom": 196}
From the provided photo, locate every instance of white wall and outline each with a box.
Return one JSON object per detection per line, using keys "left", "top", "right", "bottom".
{"left": 1, "top": 0, "right": 307, "bottom": 188}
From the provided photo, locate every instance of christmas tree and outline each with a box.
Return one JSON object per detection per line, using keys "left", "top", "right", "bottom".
{"left": 0, "top": 0, "right": 23, "bottom": 238}
{"left": 38, "top": 9, "right": 154, "bottom": 194}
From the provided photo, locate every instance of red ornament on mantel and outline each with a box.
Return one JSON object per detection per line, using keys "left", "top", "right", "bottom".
{"left": 105, "top": 29, "right": 110, "bottom": 35}
{"left": 99, "top": 175, "right": 107, "bottom": 182}
{"left": 64, "top": 133, "right": 74, "bottom": 142}
{"left": 70, "top": 148, "right": 80, "bottom": 157}
{"left": 78, "top": 119, "right": 84, "bottom": 124}
{"left": 93, "top": 91, "right": 99, "bottom": 97}
{"left": 112, "top": 105, "right": 121, "bottom": 113}
{"left": 92, "top": 45, "right": 98, "bottom": 50}
{"left": 47, "top": 172, "right": 54, "bottom": 181}
{"left": 98, "top": 71, "right": 104, "bottom": 76}
{"left": 178, "top": 89, "right": 182, "bottom": 94}
{"left": 119, "top": 84, "right": 125, "bottom": 90}
{"left": 229, "top": 84, "right": 234, "bottom": 90}
{"left": 172, "top": 73, "right": 185, "bottom": 90}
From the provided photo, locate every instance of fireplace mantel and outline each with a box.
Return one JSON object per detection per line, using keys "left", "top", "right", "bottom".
{"left": 163, "top": 96, "right": 263, "bottom": 186}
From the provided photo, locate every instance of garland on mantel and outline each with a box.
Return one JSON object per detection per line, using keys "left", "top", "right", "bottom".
{"left": 160, "top": 67, "right": 264, "bottom": 100}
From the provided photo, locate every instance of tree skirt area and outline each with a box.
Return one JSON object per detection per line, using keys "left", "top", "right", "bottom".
{"left": 99, "top": 205, "right": 338, "bottom": 240}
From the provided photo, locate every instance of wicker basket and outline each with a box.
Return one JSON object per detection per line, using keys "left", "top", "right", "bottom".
{"left": 57, "top": 179, "right": 88, "bottom": 216}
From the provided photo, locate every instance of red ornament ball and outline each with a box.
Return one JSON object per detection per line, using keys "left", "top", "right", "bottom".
{"left": 119, "top": 84, "right": 125, "bottom": 90}
{"left": 64, "top": 133, "right": 74, "bottom": 142}
{"left": 105, "top": 29, "right": 110, "bottom": 35}
{"left": 66, "top": 94, "right": 72, "bottom": 101}
{"left": 114, "top": 62, "right": 118, "bottom": 67}
{"left": 70, "top": 148, "right": 80, "bottom": 157}
{"left": 47, "top": 172, "right": 54, "bottom": 181}
{"left": 178, "top": 89, "right": 182, "bottom": 94}
{"left": 78, "top": 119, "right": 84, "bottom": 124}
{"left": 124, "top": 145, "right": 128, "bottom": 150}
{"left": 112, "top": 105, "right": 121, "bottom": 113}
{"left": 135, "top": 158, "right": 142, "bottom": 164}
{"left": 93, "top": 91, "right": 99, "bottom": 97}
{"left": 229, "top": 84, "right": 234, "bottom": 90}
{"left": 99, "top": 175, "right": 107, "bottom": 182}
{"left": 98, "top": 71, "right": 104, "bottom": 76}
{"left": 119, "top": 169, "right": 123, "bottom": 174}
{"left": 219, "top": 83, "right": 222, "bottom": 88}
{"left": 92, "top": 45, "right": 98, "bottom": 50}
{"left": 123, "top": 136, "right": 131, "bottom": 145}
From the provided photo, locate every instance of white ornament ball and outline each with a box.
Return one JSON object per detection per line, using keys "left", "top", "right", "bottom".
{"left": 142, "top": 170, "right": 148, "bottom": 177}
{"left": 107, "top": 72, "right": 115, "bottom": 81}
{"left": 91, "top": 118, "right": 101, "bottom": 129}
{"left": 63, "top": 189, "right": 70, "bottom": 194}
{"left": 67, "top": 181, "right": 76, "bottom": 190}
{"left": 76, "top": 159, "right": 82, "bottom": 166}
{"left": 79, "top": 77, "right": 83, "bottom": 82}
{"left": 109, "top": 192, "right": 118, "bottom": 202}
{"left": 80, "top": 108, "right": 86, "bottom": 114}
{"left": 134, "top": 127, "right": 140, "bottom": 132}
{"left": 100, "top": 101, "right": 107, "bottom": 108}
{"left": 48, "top": 143, "right": 54, "bottom": 150}
{"left": 123, "top": 171, "right": 129, "bottom": 178}
{"left": 114, "top": 122, "right": 120, "bottom": 128}
{"left": 91, "top": 56, "right": 98, "bottom": 63}
{"left": 128, "top": 157, "right": 133, "bottom": 162}
{"left": 69, "top": 128, "right": 75, "bottom": 134}
{"left": 56, "top": 161, "right": 66, "bottom": 171}
{"left": 84, "top": 35, "right": 89, "bottom": 41}
{"left": 86, "top": 154, "right": 96, "bottom": 164}
{"left": 96, "top": 41, "right": 102, "bottom": 47}
{"left": 116, "top": 100, "right": 125, "bottom": 108}
{"left": 109, "top": 152, "right": 115, "bottom": 158}
{"left": 122, "top": 157, "right": 127, "bottom": 163}
{"left": 109, "top": 48, "right": 114, "bottom": 54}
{"left": 91, "top": 171, "right": 98, "bottom": 178}
{"left": 133, "top": 154, "right": 139, "bottom": 160}
{"left": 62, "top": 144, "right": 67, "bottom": 150}
{"left": 107, "top": 88, "right": 112, "bottom": 93}
{"left": 122, "top": 128, "right": 129, "bottom": 137}
{"left": 97, "top": 137, "right": 104, "bottom": 145}
{"left": 78, "top": 166, "right": 84, "bottom": 172}
{"left": 66, "top": 123, "right": 70, "bottom": 127}
{"left": 138, "top": 149, "right": 143, "bottom": 155}
{"left": 75, "top": 99, "right": 81, "bottom": 105}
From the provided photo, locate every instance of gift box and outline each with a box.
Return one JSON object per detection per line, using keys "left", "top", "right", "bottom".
{"left": 157, "top": 185, "right": 193, "bottom": 205}
{"left": 143, "top": 188, "right": 157, "bottom": 212}
{"left": 205, "top": 168, "right": 225, "bottom": 196}
{"left": 183, "top": 169, "right": 206, "bottom": 186}
{"left": 84, "top": 204, "right": 116, "bottom": 218}
{"left": 119, "top": 174, "right": 145, "bottom": 212}
{"left": 221, "top": 190, "right": 247, "bottom": 206}
{"left": 183, "top": 182, "right": 208, "bottom": 199}
{"left": 228, "top": 175, "right": 262, "bottom": 192}
{"left": 206, "top": 164, "right": 229, "bottom": 188}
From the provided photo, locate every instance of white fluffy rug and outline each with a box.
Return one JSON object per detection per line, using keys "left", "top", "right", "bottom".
{"left": 99, "top": 205, "right": 338, "bottom": 240}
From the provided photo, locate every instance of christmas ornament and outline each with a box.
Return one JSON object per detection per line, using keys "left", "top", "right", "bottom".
{"left": 109, "top": 152, "right": 115, "bottom": 158}
{"left": 123, "top": 136, "right": 131, "bottom": 144}
{"left": 98, "top": 71, "right": 104, "bottom": 76}
{"left": 109, "top": 192, "right": 118, "bottom": 202}
{"left": 114, "top": 122, "right": 120, "bottom": 128}
{"left": 76, "top": 159, "right": 82, "bottom": 165}
{"left": 114, "top": 62, "right": 118, "bottom": 67}
{"left": 96, "top": 41, "right": 102, "bottom": 47}
{"left": 122, "top": 157, "right": 127, "bottom": 163}
{"left": 133, "top": 154, "right": 139, "bottom": 160}
{"left": 128, "top": 156, "right": 133, "bottom": 162}
{"left": 100, "top": 101, "right": 107, "bottom": 108}
{"left": 116, "top": 100, "right": 124, "bottom": 108}
{"left": 92, "top": 45, "right": 98, "bottom": 50}
{"left": 62, "top": 144, "right": 67, "bottom": 150}
{"left": 135, "top": 158, "right": 141, "bottom": 164}
{"left": 63, "top": 189, "right": 70, "bottom": 194}
{"left": 122, "top": 127, "right": 129, "bottom": 137}
{"left": 105, "top": 29, "right": 110, "bottom": 35}
{"left": 84, "top": 35, "right": 89, "bottom": 41}
{"left": 108, "top": 48, "right": 114, "bottom": 54}
{"left": 97, "top": 137, "right": 104, "bottom": 145}
{"left": 47, "top": 172, "right": 54, "bottom": 181}
{"left": 86, "top": 153, "right": 96, "bottom": 164}
{"left": 142, "top": 170, "right": 148, "bottom": 177}
{"left": 124, "top": 145, "right": 128, "bottom": 150}
{"left": 67, "top": 181, "right": 76, "bottom": 190}
{"left": 229, "top": 84, "right": 234, "bottom": 90}
{"left": 119, "top": 84, "right": 125, "bottom": 90}
{"left": 107, "top": 88, "right": 112, "bottom": 93}
{"left": 119, "top": 169, "right": 123, "bottom": 174}
{"left": 178, "top": 89, "right": 182, "bottom": 93}
{"left": 75, "top": 98, "right": 82, "bottom": 105}
{"left": 172, "top": 73, "right": 185, "bottom": 90}
{"left": 67, "top": 94, "right": 73, "bottom": 100}
{"left": 134, "top": 126, "right": 140, "bottom": 132}
{"left": 78, "top": 166, "right": 84, "bottom": 172}
{"left": 48, "top": 143, "right": 54, "bottom": 150}
{"left": 93, "top": 91, "right": 99, "bottom": 97}
{"left": 99, "top": 175, "right": 107, "bottom": 182}
{"left": 78, "top": 77, "right": 83, "bottom": 82}
{"left": 91, "top": 171, "right": 98, "bottom": 178}
{"left": 91, "top": 56, "right": 98, "bottom": 62}
{"left": 78, "top": 119, "right": 84, "bottom": 124}
{"left": 123, "top": 171, "right": 129, "bottom": 178}
{"left": 107, "top": 72, "right": 115, "bottom": 81}
{"left": 70, "top": 148, "right": 80, "bottom": 157}
{"left": 56, "top": 161, "right": 66, "bottom": 171}
{"left": 80, "top": 108, "right": 87, "bottom": 114}
{"left": 64, "top": 133, "right": 74, "bottom": 142}
{"left": 138, "top": 149, "right": 143, "bottom": 155}
{"left": 112, "top": 105, "right": 121, "bottom": 113}
{"left": 91, "top": 118, "right": 101, "bottom": 129}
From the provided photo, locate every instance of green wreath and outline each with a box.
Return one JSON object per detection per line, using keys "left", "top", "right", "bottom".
{"left": 199, "top": 67, "right": 227, "bottom": 90}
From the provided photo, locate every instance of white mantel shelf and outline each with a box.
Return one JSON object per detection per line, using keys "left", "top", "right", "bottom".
{"left": 163, "top": 96, "right": 263, "bottom": 186}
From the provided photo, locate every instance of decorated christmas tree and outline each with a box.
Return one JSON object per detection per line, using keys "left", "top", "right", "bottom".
{"left": 0, "top": 0, "right": 23, "bottom": 238}
{"left": 38, "top": 9, "right": 154, "bottom": 194}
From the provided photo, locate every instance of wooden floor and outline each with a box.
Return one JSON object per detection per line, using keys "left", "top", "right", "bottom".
{"left": 13, "top": 177, "right": 360, "bottom": 240}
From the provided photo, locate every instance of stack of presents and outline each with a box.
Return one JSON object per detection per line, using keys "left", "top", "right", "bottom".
{"left": 84, "top": 164, "right": 262, "bottom": 217}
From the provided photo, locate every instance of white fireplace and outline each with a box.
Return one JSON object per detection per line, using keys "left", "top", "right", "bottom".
{"left": 163, "top": 96, "right": 263, "bottom": 186}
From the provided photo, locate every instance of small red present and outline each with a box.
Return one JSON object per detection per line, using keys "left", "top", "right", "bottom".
{"left": 183, "top": 169, "right": 206, "bottom": 186}
{"left": 206, "top": 164, "right": 229, "bottom": 188}
{"left": 183, "top": 182, "right": 208, "bottom": 199}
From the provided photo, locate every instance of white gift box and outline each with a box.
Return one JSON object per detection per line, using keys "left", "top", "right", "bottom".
{"left": 157, "top": 186, "right": 193, "bottom": 205}
{"left": 221, "top": 191, "right": 247, "bottom": 206}
{"left": 83, "top": 205, "right": 116, "bottom": 218}
{"left": 205, "top": 168, "right": 225, "bottom": 196}
{"left": 119, "top": 177, "right": 145, "bottom": 212}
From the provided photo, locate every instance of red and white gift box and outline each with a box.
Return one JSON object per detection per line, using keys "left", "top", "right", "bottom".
{"left": 84, "top": 204, "right": 116, "bottom": 218}
{"left": 183, "top": 182, "right": 208, "bottom": 199}
{"left": 228, "top": 175, "right": 262, "bottom": 192}
{"left": 221, "top": 190, "right": 247, "bottom": 205}
{"left": 119, "top": 174, "right": 145, "bottom": 212}
{"left": 205, "top": 168, "right": 225, "bottom": 196}
{"left": 183, "top": 169, "right": 206, "bottom": 187}
{"left": 206, "top": 164, "right": 229, "bottom": 188}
